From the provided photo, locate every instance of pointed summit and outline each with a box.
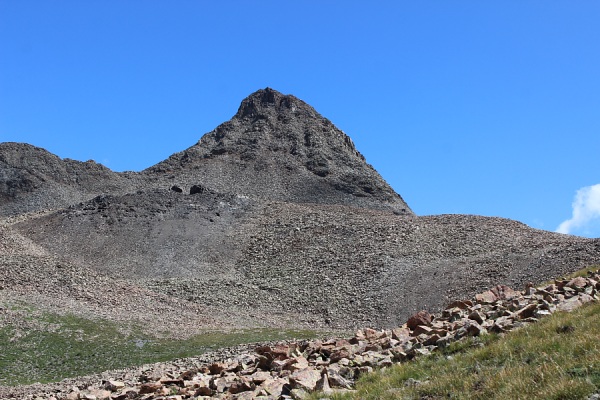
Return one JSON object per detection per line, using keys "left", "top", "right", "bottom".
{"left": 235, "top": 87, "right": 318, "bottom": 120}
{"left": 147, "top": 88, "right": 412, "bottom": 214}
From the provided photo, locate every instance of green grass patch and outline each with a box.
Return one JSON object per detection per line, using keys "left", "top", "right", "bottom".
{"left": 0, "top": 306, "right": 319, "bottom": 386}
{"left": 560, "top": 265, "right": 600, "bottom": 281}
{"left": 540, "top": 265, "right": 600, "bottom": 286}
{"left": 311, "top": 301, "right": 600, "bottom": 400}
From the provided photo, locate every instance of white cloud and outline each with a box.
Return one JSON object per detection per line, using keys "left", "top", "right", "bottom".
{"left": 556, "top": 184, "right": 600, "bottom": 235}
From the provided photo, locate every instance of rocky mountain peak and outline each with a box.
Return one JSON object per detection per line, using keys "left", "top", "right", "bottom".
{"left": 148, "top": 88, "right": 413, "bottom": 214}
{"left": 234, "top": 87, "right": 316, "bottom": 120}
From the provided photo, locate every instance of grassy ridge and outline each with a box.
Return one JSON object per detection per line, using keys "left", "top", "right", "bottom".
{"left": 0, "top": 305, "right": 318, "bottom": 386}
{"left": 312, "top": 301, "right": 600, "bottom": 400}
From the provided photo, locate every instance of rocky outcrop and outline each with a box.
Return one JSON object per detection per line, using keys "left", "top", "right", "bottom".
{"left": 1, "top": 89, "right": 412, "bottom": 217}
{"left": 0, "top": 143, "right": 139, "bottom": 217}
{"left": 3, "top": 269, "right": 597, "bottom": 399}
{"left": 145, "top": 88, "right": 412, "bottom": 214}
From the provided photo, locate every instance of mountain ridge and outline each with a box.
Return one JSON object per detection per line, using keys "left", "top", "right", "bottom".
{"left": 0, "top": 88, "right": 412, "bottom": 216}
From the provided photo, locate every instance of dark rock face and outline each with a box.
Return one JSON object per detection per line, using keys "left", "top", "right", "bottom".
{"left": 190, "top": 184, "right": 210, "bottom": 195}
{"left": 0, "top": 142, "right": 137, "bottom": 217}
{"left": 145, "top": 88, "right": 412, "bottom": 214}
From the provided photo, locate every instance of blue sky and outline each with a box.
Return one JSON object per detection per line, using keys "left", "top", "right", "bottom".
{"left": 1, "top": 2, "right": 599, "bottom": 238}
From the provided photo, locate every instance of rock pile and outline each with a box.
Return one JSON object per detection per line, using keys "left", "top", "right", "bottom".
{"left": 7, "top": 269, "right": 598, "bottom": 400}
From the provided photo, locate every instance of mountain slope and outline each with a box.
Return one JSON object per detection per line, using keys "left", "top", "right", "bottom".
{"left": 0, "top": 142, "right": 138, "bottom": 217}
{"left": 13, "top": 196, "right": 600, "bottom": 329}
{"left": 2, "top": 87, "right": 600, "bottom": 333}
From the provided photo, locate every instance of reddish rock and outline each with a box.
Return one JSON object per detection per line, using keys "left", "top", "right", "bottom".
{"left": 465, "top": 321, "right": 486, "bottom": 336}
{"left": 139, "top": 382, "right": 162, "bottom": 394}
{"left": 286, "top": 356, "right": 309, "bottom": 371}
{"left": 208, "top": 362, "right": 228, "bottom": 375}
{"left": 233, "top": 391, "right": 258, "bottom": 400}
{"left": 430, "top": 326, "right": 449, "bottom": 336}
{"left": 194, "top": 386, "right": 213, "bottom": 396}
{"left": 491, "top": 284, "right": 520, "bottom": 300}
{"left": 256, "top": 344, "right": 290, "bottom": 360}
{"left": 249, "top": 370, "right": 272, "bottom": 384}
{"left": 329, "top": 348, "right": 351, "bottom": 363}
{"left": 363, "top": 328, "right": 387, "bottom": 340}
{"left": 391, "top": 327, "right": 411, "bottom": 342}
{"left": 335, "top": 339, "right": 352, "bottom": 348}
{"left": 228, "top": 377, "right": 255, "bottom": 394}
{"left": 515, "top": 303, "right": 538, "bottom": 319}
{"left": 289, "top": 368, "right": 322, "bottom": 392}
{"left": 261, "top": 377, "right": 289, "bottom": 397}
{"left": 468, "top": 310, "right": 485, "bottom": 324}
{"left": 446, "top": 300, "right": 473, "bottom": 309}
{"left": 475, "top": 290, "right": 498, "bottom": 304}
{"left": 412, "top": 325, "right": 433, "bottom": 336}
{"left": 406, "top": 310, "right": 432, "bottom": 330}
{"left": 566, "top": 276, "right": 587, "bottom": 290}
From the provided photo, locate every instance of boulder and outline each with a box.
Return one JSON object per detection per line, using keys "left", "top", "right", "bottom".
{"left": 566, "top": 276, "right": 587, "bottom": 290}
{"left": 406, "top": 311, "right": 432, "bottom": 330}
{"left": 289, "top": 368, "right": 322, "bottom": 392}
{"left": 475, "top": 290, "right": 498, "bottom": 304}
{"left": 491, "top": 285, "right": 520, "bottom": 300}
{"left": 189, "top": 184, "right": 208, "bottom": 195}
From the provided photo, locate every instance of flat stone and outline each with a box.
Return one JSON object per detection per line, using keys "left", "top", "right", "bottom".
{"left": 446, "top": 300, "right": 473, "bottom": 309}
{"left": 261, "top": 377, "right": 289, "bottom": 397}
{"left": 515, "top": 303, "right": 538, "bottom": 319}
{"left": 329, "top": 348, "right": 351, "bottom": 363}
{"left": 412, "top": 325, "right": 433, "bottom": 336}
{"left": 228, "top": 377, "right": 255, "bottom": 394}
{"left": 491, "top": 285, "right": 520, "bottom": 300}
{"left": 391, "top": 327, "right": 411, "bottom": 342}
{"left": 475, "top": 290, "right": 497, "bottom": 304}
{"left": 289, "top": 368, "right": 321, "bottom": 392}
{"left": 557, "top": 296, "right": 582, "bottom": 312}
{"left": 566, "top": 276, "right": 587, "bottom": 289}
{"left": 139, "top": 382, "right": 162, "bottom": 394}
{"left": 249, "top": 370, "right": 272, "bottom": 384}
{"left": 287, "top": 355, "right": 309, "bottom": 371}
